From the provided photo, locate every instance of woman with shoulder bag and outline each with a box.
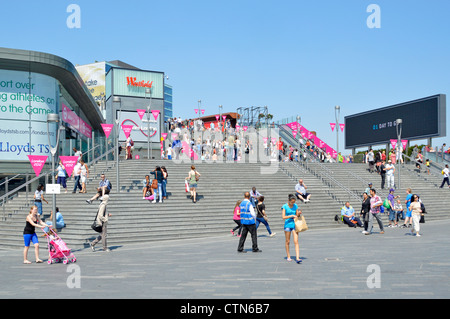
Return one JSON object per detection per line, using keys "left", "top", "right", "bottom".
{"left": 186, "top": 165, "right": 200, "bottom": 203}
{"left": 255, "top": 196, "right": 276, "bottom": 237}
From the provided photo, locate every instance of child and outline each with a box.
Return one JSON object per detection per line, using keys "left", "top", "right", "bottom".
{"left": 426, "top": 159, "right": 431, "bottom": 175}
{"left": 393, "top": 199, "right": 404, "bottom": 227}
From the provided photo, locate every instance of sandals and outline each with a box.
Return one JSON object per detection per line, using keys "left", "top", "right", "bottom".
{"left": 36, "top": 259, "right": 43, "bottom": 263}
{"left": 23, "top": 260, "right": 32, "bottom": 264}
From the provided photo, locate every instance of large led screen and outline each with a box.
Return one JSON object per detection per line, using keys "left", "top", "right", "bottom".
{"left": 345, "top": 95, "right": 446, "bottom": 149}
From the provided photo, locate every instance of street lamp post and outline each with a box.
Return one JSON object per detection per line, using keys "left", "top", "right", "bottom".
{"left": 396, "top": 118, "right": 403, "bottom": 189}
{"left": 46, "top": 113, "right": 62, "bottom": 230}
{"left": 335, "top": 105, "right": 340, "bottom": 154}
{"left": 114, "top": 96, "right": 122, "bottom": 193}
{"left": 145, "top": 88, "right": 152, "bottom": 160}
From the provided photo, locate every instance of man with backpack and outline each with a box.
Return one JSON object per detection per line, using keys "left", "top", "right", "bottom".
{"left": 86, "top": 174, "right": 112, "bottom": 204}
{"left": 363, "top": 188, "right": 385, "bottom": 235}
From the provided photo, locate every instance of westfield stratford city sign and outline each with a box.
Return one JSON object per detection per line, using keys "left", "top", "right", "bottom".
{"left": 126, "top": 77, "right": 153, "bottom": 88}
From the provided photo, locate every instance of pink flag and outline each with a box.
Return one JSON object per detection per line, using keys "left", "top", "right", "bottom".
{"left": 286, "top": 122, "right": 298, "bottom": 130}
{"left": 194, "top": 109, "right": 198, "bottom": 114}
{"left": 121, "top": 125, "right": 133, "bottom": 139}
{"left": 151, "top": 110, "right": 160, "bottom": 120}
{"left": 171, "top": 133, "right": 178, "bottom": 140}
{"left": 292, "top": 131, "right": 297, "bottom": 139}
{"left": 215, "top": 115, "right": 219, "bottom": 121}
{"left": 201, "top": 109, "right": 205, "bottom": 115}
{"left": 222, "top": 115, "right": 226, "bottom": 121}
{"left": 59, "top": 156, "right": 79, "bottom": 176}
{"left": 27, "top": 155, "right": 48, "bottom": 177}
{"left": 263, "top": 137, "right": 268, "bottom": 143}
{"left": 339, "top": 123, "right": 345, "bottom": 132}
{"left": 401, "top": 140, "right": 408, "bottom": 150}
{"left": 390, "top": 139, "right": 397, "bottom": 149}
{"left": 136, "top": 109, "right": 146, "bottom": 120}
{"left": 243, "top": 126, "right": 248, "bottom": 132}
{"left": 161, "top": 133, "right": 168, "bottom": 140}
{"left": 271, "top": 138, "right": 276, "bottom": 143}
{"left": 101, "top": 124, "right": 114, "bottom": 138}
{"left": 330, "top": 123, "right": 336, "bottom": 131}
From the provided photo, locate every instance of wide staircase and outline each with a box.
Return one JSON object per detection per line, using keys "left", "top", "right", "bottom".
{"left": 2, "top": 147, "right": 449, "bottom": 251}
{"left": 0, "top": 158, "right": 352, "bottom": 250}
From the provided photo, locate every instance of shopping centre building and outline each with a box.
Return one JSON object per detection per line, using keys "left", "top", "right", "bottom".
{"left": 0, "top": 47, "right": 171, "bottom": 185}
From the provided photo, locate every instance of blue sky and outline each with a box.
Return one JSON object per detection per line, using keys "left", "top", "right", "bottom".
{"left": 1, "top": 0, "right": 449, "bottom": 153}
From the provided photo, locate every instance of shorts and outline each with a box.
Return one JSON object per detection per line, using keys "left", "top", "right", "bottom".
{"left": 189, "top": 183, "right": 197, "bottom": 189}
{"left": 57, "top": 176, "right": 67, "bottom": 188}
{"left": 284, "top": 227, "right": 295, "bottom": 232}
{"left": 388, "top": 209, "right": 396, "bottom": 221}
{"left": 23, "top": 233, "right": 39, "bottom": 247}
{"left": 406, "top": 209, "right": 412, "bottom": 218}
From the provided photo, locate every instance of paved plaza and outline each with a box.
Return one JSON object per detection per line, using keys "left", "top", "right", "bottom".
{"left": 1, "top": 219, "right": 449, "bottom": 301}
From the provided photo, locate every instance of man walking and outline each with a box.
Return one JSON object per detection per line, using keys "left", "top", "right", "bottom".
{"left": 385, "top": 159, "right": 396, "bottom": 189}
{"left": 364, "top": 188, "right": 385, "bottom": 235}
{"left": 237, "top": 192, "right": 262, "bottom": 253}
{"left": 440, "top": 164, "right": 450, "bottom": 188}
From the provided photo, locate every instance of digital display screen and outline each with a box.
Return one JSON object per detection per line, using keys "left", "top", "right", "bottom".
{"left": 345, "top": 95, "right": 446, "bottom": 149}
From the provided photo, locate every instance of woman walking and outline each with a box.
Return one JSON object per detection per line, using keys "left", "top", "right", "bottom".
{"left": 161, "top": 166, "right": 168, "bottom": 200}
{"left": 79, "top": 159, "right": 89, "bottom": 193}
{"left": 409, "top": 194, "right": 423, "bottom": 237}
{"left": 255, "top": 196, "right": 276, "bottom": 237}
{"left": 56, "top": 160, "right": 68, "bottom": 193}
{"left": 186, "top": 165, "right": 200, "bottom": 203}
{"left": 34, "top": 184, "right": 48, "bottom": 218}
{"left": 23, "top": 205, "right": 49, "bottom": 264}
{"left": 231, "top": 200, "right": 242, "bottom": 236}
{"left": 361, "top": 192, "right": 371, "bottom": 234}
{"left": 282, "top": 194, "right": 302, "bottom": 264}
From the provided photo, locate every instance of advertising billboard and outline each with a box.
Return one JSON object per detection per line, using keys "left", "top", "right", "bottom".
{"left": 116, "top": 110, "right": 160, "bottom": 143}
{"left": 345, "top": 95, "right": 446, "bottom": 149}
{"left": 75, "top": 62, "right": 106, "bottom": 105}
{"left": 111, "top": 68, "right": 164, "bottom": 100}
{"left": 0, "top": 70, "right": 58, "bottom": 161}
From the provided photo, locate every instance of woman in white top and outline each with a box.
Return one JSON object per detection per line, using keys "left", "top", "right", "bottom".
{"left": 79, "top": 159, "right": 89, "bottom": 193}
{"left": 409, "top": 195, "right": 423, "bottom": 237}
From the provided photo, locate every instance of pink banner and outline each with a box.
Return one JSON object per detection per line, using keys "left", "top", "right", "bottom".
{"left": 28, "top": 155, "right": 47, "bottom": 177}
{"left": 263, "top": 137, "right": 268, "bottom": 143}
{"left": 151, "top": 110, "right": 160, "bottom": 120}
{"left": 62, "top": 103, "right": 92, "bottom": 138}
{"left": 222, "top": 115, "right": 226, "bottom": 121}
{"left": 121, "top": 125, "right": 133, "bottom": 139}
{"left": 390, "top": 139, "right": 397, "bottom": 149}
{"left": 286, "top": 122, "right": 298, "bottom": 130}
{"left": 59, "top": 156, "right": 79, "bottom": 176}
{"left": 243, "top": 126, "right": 248, "bottom": 132}
{"left": 215, "top": 115, "right": 219, "bottom": 121}
{"left": 201, "top": 109, "right": 205, "bottom": 115}
{"left": 161, "top": 133, "right": 168, "bottom": 140}
{"left": 271, "top": 138, "right": 276, "bottom": 144}
{"left": 292, "top": 130, "right": 297, "bottom": 139}
{"left": 401, "top": 139, "right": 408, "bottom": 150}
{"left": 136, "top": 109, "right": 146, "bottom": 120}
{"left": 101, "top": 124, "right": 114, "bottom": 138}
{"left": 330, "top": 123, "right": 336, "bottom": 131}
{"left": 339, "top": 123, "right": 345, "bottom": 132}
{"left": 181, "top": 141, "right": 199, "bottom": 160}
{"left": 171, "top": 133, "right": 178, "bottom": 140}
{"left": 194, "top": 109, "right": 198, "bottom": 114}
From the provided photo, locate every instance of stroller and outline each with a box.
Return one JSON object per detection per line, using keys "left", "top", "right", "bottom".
{"left": 43, "top": 227, "right": 76, "bottom": 264}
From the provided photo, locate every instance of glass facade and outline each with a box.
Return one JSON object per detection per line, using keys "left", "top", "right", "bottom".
{"left": 164, "top": 84, "right": 173, "bottom": 122}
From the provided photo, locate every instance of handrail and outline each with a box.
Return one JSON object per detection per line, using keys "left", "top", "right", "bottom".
{"left": 0, "top": 146, "right": 116, "bottom": 221}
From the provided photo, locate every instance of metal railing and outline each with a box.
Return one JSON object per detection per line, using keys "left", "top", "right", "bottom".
{"left": 0, "top": 147, "right": 116, "bottom": 221}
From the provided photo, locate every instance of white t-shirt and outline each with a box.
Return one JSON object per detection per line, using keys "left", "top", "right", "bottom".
{"left": 385, "top": 164, "right": 395, "bottom": 176}
{"left": 443, "top": 168, "right": 449, "bottom": 178}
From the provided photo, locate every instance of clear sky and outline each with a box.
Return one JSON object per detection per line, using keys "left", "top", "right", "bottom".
{"left": 1, "top": 0, "right": 449, "bottom": 153}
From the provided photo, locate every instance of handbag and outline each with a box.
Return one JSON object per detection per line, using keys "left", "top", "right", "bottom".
{"left": 383, "top": 199, "right": 391, "bottom": 209}
{"left": 419, "top": 214, "right": 425, "bottom": 223}
{"left": 151, "top": 179, "right": 158, "bottom": 189}
{"left": 91, "top": 208, "right": 104, "bottom": 233}
{"left": 294, "top": 215, "right": 308, "bottom": 232}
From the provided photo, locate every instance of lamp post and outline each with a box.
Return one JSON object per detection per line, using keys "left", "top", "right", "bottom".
{"left": 335, "top": 105, "right": 340, "bottom": 154}
{"left": 114, "top": 96, "right": 122, "bottom": 193}
{"left": 46, "top": 113, "right": 62, "bottom": 229}
{"left": 396, "top": 118, "right": 403, "bottom": 189}
{"left": 145, "top": 88, "right": 153, "bottom": 160}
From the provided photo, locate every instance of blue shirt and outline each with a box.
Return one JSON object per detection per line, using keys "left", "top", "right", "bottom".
{"left": 341, "top": 206, "right": 355, "bottom": 218}
{"left": 406, "top": 194, "right": 412, "bottom": 210}
{"left": 282, "top": 203, "right": 298, "bottom": 229}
